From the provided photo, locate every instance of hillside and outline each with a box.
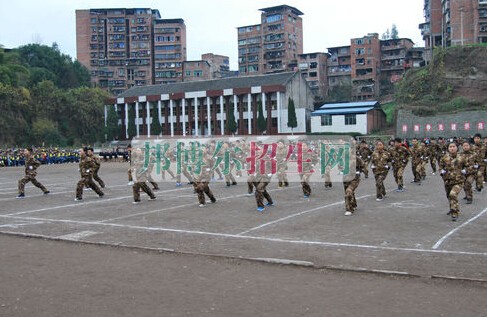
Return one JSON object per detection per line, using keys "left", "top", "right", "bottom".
{"left": 394, "top": 45, "right": 487, "bottom": 116}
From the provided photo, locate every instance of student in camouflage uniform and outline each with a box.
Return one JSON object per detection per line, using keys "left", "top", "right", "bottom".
{"left": 409, "top": 138, "right": 425, "bottom": 185}
{"left": 428, "top": 138, "right": 439, "bottom": 175}
{"left": 131, "top": 148, "right": 156, "bottom": 204}
{"left": 75, "top": 147, "right": 104, "bottom": 201}
{"left": 439, "top": 142, "right": 467, "bottom": 221}
{"left": 343, "top": 146, "right": 365, "bottom": 216}
{"left": 390, "top": 137, "right": 411, "bottom": 192}
{"left": 16, "top": 148, "right": 50, "bottom": 198}
{"left": 300, "top": 142, "right": 319, "bottom": 198}
{"left": 194, "top": 154, "right": 217, "bottom": 207}
{"left": 461, "top": 141, "right": 481, "bottom": 204}
{"left": 358, "top": 140, "right": 373, "bottom": 178}
{"left": 371, "top": 140, "right": 391, "bottom": 201}
{"left": 276, "top": 140, "right": 289, "bottom": 188}
{"left": 471, "top": 133, "right": 485, "bottom": 192}
{"left": 87, "top": 147, "right": 105, "bottom": 188}
{"left": 127, "top": 145, "right": 134, "bottom": 186}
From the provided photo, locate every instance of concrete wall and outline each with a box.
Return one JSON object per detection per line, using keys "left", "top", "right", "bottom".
{"left": 396, "top": 109, "right": 487, "bottom": 138}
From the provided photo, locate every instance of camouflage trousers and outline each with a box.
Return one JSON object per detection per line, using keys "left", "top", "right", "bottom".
{"left": 343, "top": 178, "right": 360, "bottom": 212}
{"left": 76, "top": 175, "right": 104, "bottom": 199}
{"left": 430, "top": 157, "right": 437, "bottom": 173}
{"left": 475, "top": 167, "right": 484, "bottom": 190}
{"left": 128, "top": 168, "right": 133, "bottom": 182}
{"left": 176, "top": 169, "right": 193, "bottom": 184}
{"left": 93, "top": 168, "right": 105, "bottom": 188}
{"left": 322, "top": 169, "right": 332, "bottom": 188}
{"left": 362, "top": 160, "right": 370, "bottom": 178}
{"left": 301, "top": 173, "right": 312, "bottom": 196}
{"left": 247, "top": 174, "right": 255, "bottom": 194}
{"left": 464, "top": 174, "right": 475, "bottom": 200}
{"left": 195, "top": 181, "right": 216, "bottom": 204}
{"left": 444, "top": 183, "right": 462, "bottom": 214}
{"left": 374, "top": 171, "right": 388, "bottom": 199}
{"left": 393, "top": 165, "right": 406, "bottom": 188}
{"left": 411, "top": 161, "right": 422, "bottom": 182}
{"left": 18, "top": 175, "right": 48, "bottom": 195}
{"left": 277, "top": 166, "right": 288, "bottom": 187}
{"left": 419, "top": 160, "right": 428, "bottom": 178}
{"left": 132, "top": 181, "right": 155, "bottom": 202}
{"left": 253, "top": 181, "right": 273, "bottom": 208}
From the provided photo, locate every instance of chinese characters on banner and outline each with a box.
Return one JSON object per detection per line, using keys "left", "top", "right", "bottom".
{"left": 402, "top": 121, "right": 484, "bottom": 133}
{"left": 130, "top": 136, "right": 356, "bottom": 184}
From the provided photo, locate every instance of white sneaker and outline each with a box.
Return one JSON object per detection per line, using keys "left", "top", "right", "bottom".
{"left": 74, "top": 198, "right": 82, "bottom": 201}
{"left": 132, "top": 201, "right": 140, "bottom": 205}
{"left": 199, "top": 203, "right": 206, "bottom": 207}
{"left": 376, "top": 197, "right": 383, "bottom": 201}
{"left": 128, "top": 181, "right": 134, "bottom": 186}
{"left": 149, "top": 196, "right": 157, "bottom": 201}
{"left": 344, "top": 211, "right": 352, "bottom": 216}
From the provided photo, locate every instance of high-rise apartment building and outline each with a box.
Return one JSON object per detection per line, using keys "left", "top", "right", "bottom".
{"left": 237, "top": 5, "right": 303, "bottom": 75}
{"left": 328, "top": 34, "right": 418, "bottom": 100}
{"left": 420, "top": 0, "right": 487, "bottom": 61}
{"left": 76, "top": 8, "right": 186, "bottom": 96}
{"left": 298, "top": 52, "right": 329, "bottom": 97}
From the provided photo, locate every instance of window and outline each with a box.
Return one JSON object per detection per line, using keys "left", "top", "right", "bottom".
{"left": 345, "top": 114, "right": 356, "bottom": 125}
{"left": 321, "top": 115, "right": 332, "bottom": 126}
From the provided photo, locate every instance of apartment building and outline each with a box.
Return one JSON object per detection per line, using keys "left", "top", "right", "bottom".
{"left": 76, "top": 8, "right": 186, "bottom": 96}
{"left": 420, "top": 0, "right": 487, "bottom": 61}
{"left": 153, "top": 19, "right": 187, "bottom": 85}
{"left": 327, "top": 34, "right": 419, "bottom": 101}
{"left": 237, "top": 5, "right": 304, "bottom": 75}
{"left": 297, "top": 52, "right": 329, "bottom": 98}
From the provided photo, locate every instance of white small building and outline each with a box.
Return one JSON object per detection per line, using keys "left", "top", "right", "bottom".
{"left": 310, "top": 101, "right": 386, "bottom": 135}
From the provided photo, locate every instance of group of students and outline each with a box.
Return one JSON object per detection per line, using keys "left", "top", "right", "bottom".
{"left": 354, "top": 134, "right": 487, "bottom": 221}
{"left": 14, "top": 134, "right": 487, "bottom": 221}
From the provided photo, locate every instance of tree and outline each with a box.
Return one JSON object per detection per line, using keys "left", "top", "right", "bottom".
{"left": 287, "top": 97, "right": 297, "bottom": 135}
{"left": 105, "top": 105, "right": 120, "bottom": 141}
{"left": 127, "top": 104, "right": 136, "bottom": 139}
{"left": 150, "top": 106, "right": 162, "bottom": 137}
{"left": 257, "top": 100, "right": 267, "bottom": 134}
{"left": 226, "top": 100, "right": 237, "bottom": 135}
{"left": 391, "top": 24, "right": 399, "bottom": 39}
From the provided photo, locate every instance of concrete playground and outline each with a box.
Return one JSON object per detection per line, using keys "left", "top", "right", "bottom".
{"left": 1, "top": 161, "right": 487, "bottom": 315}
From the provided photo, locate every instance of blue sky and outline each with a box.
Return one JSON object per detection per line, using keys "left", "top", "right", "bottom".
{"left": 0, "top": 0, "right": 425, "bottom": 69}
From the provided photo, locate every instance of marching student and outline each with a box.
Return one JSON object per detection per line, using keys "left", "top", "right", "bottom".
{"left": 16, "top": 148, "right": 50, "bottom": 198}
{"left": 439, "top": 142, "right": 466, "bottom": 221}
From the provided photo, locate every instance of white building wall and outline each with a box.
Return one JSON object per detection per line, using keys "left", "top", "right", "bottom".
{"left": 279, "top": 108, "right": 308, "bottom": 134}
{"left": 311, "top": 113, "right": 368, "bottom": 134}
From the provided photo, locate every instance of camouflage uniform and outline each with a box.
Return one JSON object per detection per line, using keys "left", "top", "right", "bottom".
{"left": 276, "top": 142, "right": 289, "bottom": 188}
{"left": 358, "top": 144, "right": 373, "bottom": 178}
{"left": 410, "top": 142, "right": 425, "bottom": 184}
{"left": 193, "top": 156, "right": 216, "bottom": 206}
{"left": 131, "top": 152, "right": 156, "bottom": 203}
{"left": 343, "top": 153, "right": 364, "bottom": 214}
{"left": 76, "top": 153, "right": 104, "bottom": 200}
{"left": 390, "top": 144, "right": 411, "bottom": 190}
{"left": 253, "top": 172, "right": 273, "bottom": 210}
{"left": 18, "top": 155, "right": 49, "bottom": 196}
{"left": 371, "top": 147, "right": 391, "bottom": 200}
{"left": 90, "top": 152, "right": 105, "bottom": 188}
{"left": 427, "top": 141, "right": 439, "bottom": 174}
{"left": 300, "top": 145, "right": 319, "bottom": 197}
{"left": 471, "top": 142, "right": 486, "bottom": 191}
{"left": 462, "top": 148, "right": 481, "bottom": 203}
{"left": 439, "top": 152, "right": 466, "bottom": 220}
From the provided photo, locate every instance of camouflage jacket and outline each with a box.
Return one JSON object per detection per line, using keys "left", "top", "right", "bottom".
{"left": 390, "top": 145, "right": 411, "bottom": 168}
{"left": 462, "top": 150, "right": 482, "bottom": 175}
{"left": 79, "top": 156, "right": 96, "bottom": 177}
{"left": 24, "top": 156, "right": 41, "bottom": 176}
{"left": 471, "top": 143, "right": 487, "bottom": 164}
{"left": 410, "top": 144, "right": 426, "bottom": 163}
{"left": 371, "top": 149, "right": 392, "bottom": 174}
{"left": 439, "top": 153, "right": 466, "bottom": 185}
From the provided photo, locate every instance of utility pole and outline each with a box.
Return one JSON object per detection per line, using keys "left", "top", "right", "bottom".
{"left": 460, "top": 6, "right": 464, "bottom": 46}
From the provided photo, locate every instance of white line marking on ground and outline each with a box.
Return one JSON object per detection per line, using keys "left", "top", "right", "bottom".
{"left": 0, "top": 221, "right": 46, "bottom": 229}
{"left": 56, "top": 230, "right": 98, "bottom": 240}
{"left": 432, "top": 206, "right": 487, "bottom": 250}
{"left": 236, "top": 194, "right": 371, "bottom": 236}
{"left": 2, "top": 214, "right": 487, "bottom": 257}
